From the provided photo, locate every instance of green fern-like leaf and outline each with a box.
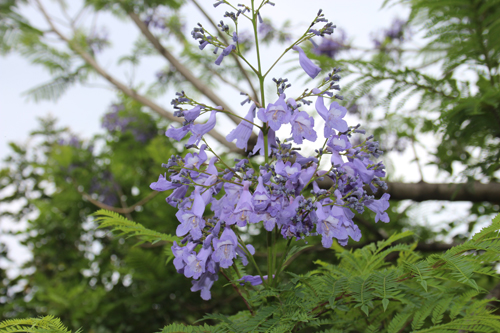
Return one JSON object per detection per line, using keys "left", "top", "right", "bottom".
{"left": 431, "top": 296, "right": 453, "bottom": 325}
{"left": 471, "top": 213, "right": 500, "bottom": 243}
{"left": 158, "top": 323, "right": 215, "bottom": 333}
{"left": 0, "top": 316, "right": 81, "bottom": 333}
{"left": 93, "top": 209, "right": 179, "bottom": 246}
{"left": 411, "top": 296, "right": 439, "bottom": 330}
{"left": 387, "top": 310, "right": 412, "bottom": 333}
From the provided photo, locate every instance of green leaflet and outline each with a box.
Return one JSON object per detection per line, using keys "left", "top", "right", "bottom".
{"left": 0, "top": 316, "right": 82, "bottom": 333}
{"left": 159, "top": 323, "right": 214, "bottom": 333}
{"left": 93, "top": 209, "right": 179, "bottom": 246}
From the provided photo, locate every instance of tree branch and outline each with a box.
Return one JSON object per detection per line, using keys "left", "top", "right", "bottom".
{"left": 220, "top": 269, "right": 254, "bottom": 316}
{"left": 128, "top": 11, "right": 243, "bottom": 126}
{"left": 317, "top": 178, "right": 500, "bottom": 203}
{"left": 34, "top": 0, "right": 241, "bottom": 153}
{"left": 383, "top": 181, "right": 500, "bottom": 203}
{"left": 80, "top": 190, "right": 159, "bottom": 214}
{"left": 127, "top": 10, "right": 258, "bottom": 152}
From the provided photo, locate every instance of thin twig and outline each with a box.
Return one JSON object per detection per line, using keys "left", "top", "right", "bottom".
{"left": 410, "top": 134, "right": 425, "bottom": 182}
{"left": 220, "top": 269, "right": 255, "bottom": 316}
{"left": 115, "top": 184, "right": 134, "bottom": 220}
{"left": 80, "top": 189, "right": 159, "bottom": 214}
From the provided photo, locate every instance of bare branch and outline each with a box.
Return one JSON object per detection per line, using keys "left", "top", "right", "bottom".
{"left": 317, "top": 178, "right": 500, "bottom": 203}
{"left": 115, "top": 184, "right": 134, "bottom": 220}
{"left": 410, "top": 134, "right": 425, "bottom": 182}
{"left": 70, "top": 167, "right": 159, "bottom": 215}
{"left": 383, "top": 181, "right": 500, "bottom": 203}
{"left": 128, "top": 10, "right": 258, "bottom": 151}
{"left": 80, "top": 190, "right": 159, "bottom": 215}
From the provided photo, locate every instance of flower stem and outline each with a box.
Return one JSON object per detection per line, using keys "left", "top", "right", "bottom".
{"left": 220, "top": 269, "right": 254, "bottom": 315}
{"left": 235, "top": 232, "right": 268, "bottom": 287}
{"left": 267, "top": 228, "right": 273, "bottom": 286}
{"left": 274, "top": 237, "right": 292, "bottom": 286}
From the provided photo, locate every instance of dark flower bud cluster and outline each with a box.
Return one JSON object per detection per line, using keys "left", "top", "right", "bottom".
{"left": 308, "top": 9, "right": 336, "bottom": 37}
{"left": 217, "top": 20, "right": 230, "bottom": 33}
{"left": 223, "top": 11, "right": 239, "bottom": 22}
{"left": 191, "top": 22, "right": 238, "bottom": 66}
{"left": 272, "top": 77, "right": 292, "bottom": 95}
{"left": 142, "top": 6, "right": 175, "bottom": 31}
{"left": 371, "top": 17, "right": 412, "bottom": 48}
{"left": 150, "top": 2, "right": 391, "bottom": 300}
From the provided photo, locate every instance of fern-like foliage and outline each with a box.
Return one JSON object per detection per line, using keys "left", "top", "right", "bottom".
{"left": 93, "top": 209, "right": 179, "bottom": 246}
{"left": 186, "top": 214, "right": 500, "bottom": 332}
{"left": 0, "top": 315, "right": 81, "bottom": 333}
{"left": 158, "top": 323, "right": 214, "bottom": 333}
{"left": 6, "top": 215, "right": 500, "bottom": 332}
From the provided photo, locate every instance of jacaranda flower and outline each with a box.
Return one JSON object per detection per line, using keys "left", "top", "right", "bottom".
{"left": 226, "top": 104, "right": 255, "bottom": 151}
{"left": 314, "top": 90, "right": 348, "bottom": 135}
{"left": 187, "top": 111, "right": 218, "bottom": 146}
{"left": 175, "top": 189, "right": 206, "bottom": 240}
{"left": 257, "top": 94, "right": 291, "bottom": 131}
{"left": 292, "top": 45, "right": 322, "bottom": 79}
{"left": 212, "top": 227, "right": 238, "bottom": 268}
{"left": 290, "top": 110, "right": 317, "bottom": 144}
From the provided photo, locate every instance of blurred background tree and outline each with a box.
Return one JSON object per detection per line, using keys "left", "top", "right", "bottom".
{"left": 0, "top": 0, "right": 499, "bottom": 331}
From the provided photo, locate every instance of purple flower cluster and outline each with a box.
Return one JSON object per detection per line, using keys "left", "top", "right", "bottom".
{"left": 57, "top": 135, "right": 81, "bottom": 149}
{"left": 102, "top": 104, "right": 156, "bottom": 143}
{"left": 150, "top": 2, "right": 390, "bottom": 300}
{"left": 191, "top": 6, "right": 333, "bottom": 68}
{"left": 371, "top": 18, "right": 411, "bottom": 48}
{"left": 312, "top": 29, "right": 348, "bottom": 60}
{"left": 153, "top": 83, "right": 389, "bottom": 299}
{"left": 142, "top": 7, "right": 170, "bottom": 31}
{"left": 90, "top": 171, "right": 119, "bottom": 207}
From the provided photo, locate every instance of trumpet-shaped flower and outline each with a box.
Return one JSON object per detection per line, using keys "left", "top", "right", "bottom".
{"left": 315, "top": 94, "right": 348, "bottom": 136}
{"left": 290, "top": 111, "right": 317, "bottom": 144}
{"left": 175, "top": 189, "right": 206, "bottom": 240}
{"left": 292, "top": 45, "right": 322, "bottom": 79}
{"left": 191, "top": 271, "right": 218, "bottom": 301}
{"left": 257, "top": 94, "right": 291, "bottom": 131}
{"left": 212, "top": 228, "right": 238, "bottom": 268}
{"left": 365, "top": 193, "right": 391, "bottom": 223}
{"left": 187, "top": 111, "right": 218, "bottom": 146}
{"left": 226, "top": 104, "right": 255, "bottom": 151}
{"left": 184, "top": 105, "right": 202, "bottom": 122}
